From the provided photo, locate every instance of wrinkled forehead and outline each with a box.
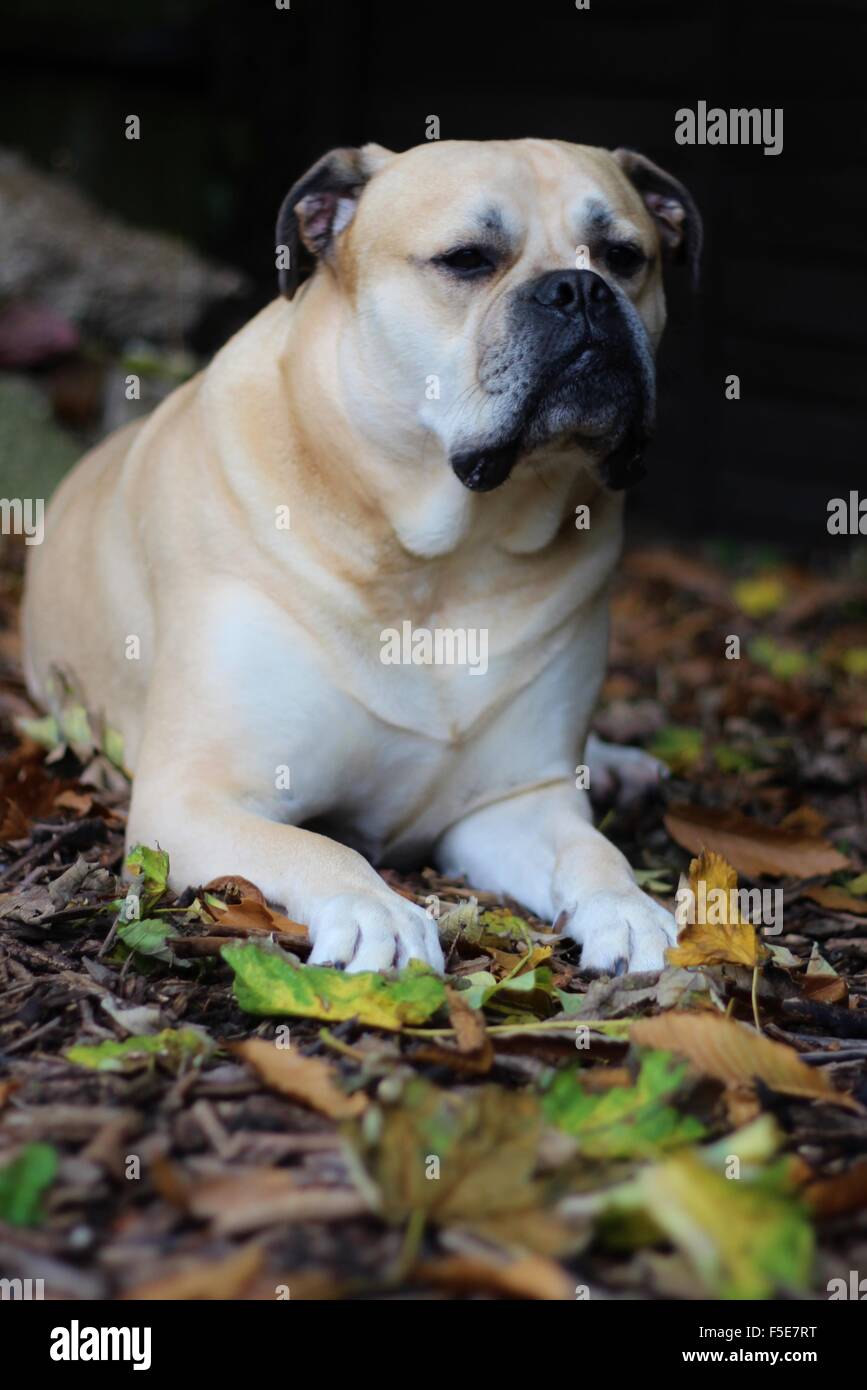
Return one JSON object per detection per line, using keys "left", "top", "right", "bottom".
{"left": 358, "top": 139, "right": 653, "bottom": 252}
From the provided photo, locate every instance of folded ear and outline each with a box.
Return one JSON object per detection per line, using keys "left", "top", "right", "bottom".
{"left": 613, "top": 148, "right": 703, "bottom": 287}
{"left": 275, "top": 144, "right": 393, "bottom": 299}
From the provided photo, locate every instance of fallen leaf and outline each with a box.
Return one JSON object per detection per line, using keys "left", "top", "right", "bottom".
{"left": 232, "top": 1037, "right": 366, "bottom": 1119}
{"left": 122, "top": 1243, "right": 264, "bottom": 1300}
{"left": 802, "top": 885, "right": 867, "bottom": 915}
{"left": 125, "top": 844, "right": 169, "bottom": 902}
{"left": 206, "top": 894, "right": 309, "bottom": 948}
{"left": 542, "top": 1050, "right": 704, "bottom": 1158}
{"left": 668, "top": 849, "right": 768, "bottom": 968}
{"left": 66, "top": 1027, "right": 211, "bottom": 1073}
{"left": 631, "top": 1012, "right": 859, "bottom": 1109}
{"left": 647, "top": 725, "right": 704, "bottom": 774}
{"left": 414, "top": 1251, "right": 574, "bottom": 1300}
{"left": 346, "top": 1077, "right": 544, "bottom": 1231}
{"left": 0, "top": 1142, "right": 58, "bottom": 1226}
{"left": 187, "top": 1169, "right": 367, "bottom": 1235}
{"left": 222, "top": 942, "right": 446, "bottom": 1031}
{"left": 118, "top": 917, "right": 189, "bottom": 967}
{"left": 664, "top": 803, "right": 850, "bottom": 878}
{"left": 612, "top": 1151, "right": 812, "bottom": 1299}
{"left": 734, "top": 573, "right": 788, "bottom": 618}
{"left": 804, "top": 1162, "right": 867, "bottom": 1218}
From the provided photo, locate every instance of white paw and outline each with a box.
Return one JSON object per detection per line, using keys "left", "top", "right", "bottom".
{"left": 561, "top": 887, "right": 677, "bottom": 975}
{"left": 307, "top": 892, "right": 444, "bottom": 975}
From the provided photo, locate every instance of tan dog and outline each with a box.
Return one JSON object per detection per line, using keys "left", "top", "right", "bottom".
{"left": 23, "top": 139, "right": 700, "bottom": 975}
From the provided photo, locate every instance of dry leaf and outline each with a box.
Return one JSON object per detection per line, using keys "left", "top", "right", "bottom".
{"left": 665, "top": 803, "right": 850, "bottom": 878}
{"left": 414, "top": 1251, "right": 574, "bottom": 1300}
{"left": 411, "top": 987, "right": 494, "bottom": 1074}
{"left": 122, "top": 1242, "right": 264, "bottom": 1299}
{"left": 207, "top": 895, "right": 309, "bottom": 948}
{"left": 233, "top": 1037, "right": 366, "bottom": 1119}
{"left": 187, "top": 1168, "right": 367, "bottom": 1235}
{"left": 668, "top": 849, "right": 767, "bottom": 968}
{"left": 631, "top": 1012, "right": 859, "bottom": 1110}
{"left": 802, "top": 885, "right": 867, "bottom": 916}
{"left": 805, "top": 1162, "right": 867, "bottom": 1218}
{"left": 204, "top": 874, "right": 267, "bottom": 905}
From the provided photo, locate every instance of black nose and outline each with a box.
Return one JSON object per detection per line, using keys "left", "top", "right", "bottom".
{"left": 530, "top": 268, "right": 614, "bottom": 320}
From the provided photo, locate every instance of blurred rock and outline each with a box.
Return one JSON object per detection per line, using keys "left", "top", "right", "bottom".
{"left": 0, "top": 149, "right": 248, "bottom": 345}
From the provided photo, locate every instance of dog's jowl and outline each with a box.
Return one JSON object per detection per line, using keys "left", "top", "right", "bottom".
{"left": 22, "top": 138, "right": 701, "bottom": 975}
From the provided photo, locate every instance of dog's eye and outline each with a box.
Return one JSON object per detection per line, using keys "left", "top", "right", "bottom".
{"left": 604, "top": 243, "right": 647, "bottom": 277}
{"left": 434, "top": 246, "right": 496, "bottom": 277}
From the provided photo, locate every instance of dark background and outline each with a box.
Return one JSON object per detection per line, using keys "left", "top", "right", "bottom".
{"left": 1, "top": 0, "right": 864, "bottom": 541}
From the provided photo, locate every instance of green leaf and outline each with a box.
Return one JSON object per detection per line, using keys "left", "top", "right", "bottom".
{"left": 846, "top": 872, "right": 867, "bottom": 896}
{"left": 633, "top": 867, "right": 674, "bottom": 893}
{"left": 478, "top": 908, "right": 534, "bottom": 947}
{"left": 222, "top": 943, "right": 446, "bottom": 1030}
{"left": 647, "top": 726, "right": 704, "bottom": 774}
{"left": 459, "top": 965, "right": 554, "bottom": 1015}
{"left": 713, "top": 744, "right": 759, "bottom": 774}
{"left": 117, "top": 917, "right": 187, "bottom": 967}
{"left": 542, "top": 1050, "right": 704, "bottom": 1158}
{"left": 602, "top": 1151, "right": 812, "bottom": 1299}
{"left": 0, "top": 1143, "right": 58, "bottom": 1226}
{"left": 66, "top": 1027, "right": 211, "bottom": 1073}
{"left": 748, "top": 637, "right": 810, "bottom": 680}
{"left": 125, "top": 845, "right": 170, "bottom": 900}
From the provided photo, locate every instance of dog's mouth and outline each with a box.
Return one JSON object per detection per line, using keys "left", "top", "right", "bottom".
{"left": 450, "top": 347, "right": 654, "bottom": 494}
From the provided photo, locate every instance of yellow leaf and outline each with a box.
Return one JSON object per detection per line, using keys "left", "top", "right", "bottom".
{"left": 733, "top": 574, "right": 788, "bottom": 618}
{"left": 667, "top": 849, "right": 768, "bottom": 968}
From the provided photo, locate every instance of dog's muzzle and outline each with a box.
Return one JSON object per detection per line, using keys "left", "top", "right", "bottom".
{"left": 451, "top": 268, "right": 655, "bottom": 493}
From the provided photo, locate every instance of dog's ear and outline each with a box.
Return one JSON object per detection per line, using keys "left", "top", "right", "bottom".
{"left": 613, "top": 148, "right": 702, "bottom": 287}
{"left": 276, "top": 143, "right": 393, "bottom": 299}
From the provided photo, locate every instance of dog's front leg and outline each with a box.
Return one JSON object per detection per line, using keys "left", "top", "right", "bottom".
{"left": 435, "top": 782, "right": 676, "bottom": 974}
{"left": 127, "top": 770, "right": 443, "bottom": 974}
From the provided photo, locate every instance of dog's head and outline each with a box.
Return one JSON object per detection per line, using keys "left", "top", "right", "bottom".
{"left": 277, "top": 139, "right": 701, "bottom": 492}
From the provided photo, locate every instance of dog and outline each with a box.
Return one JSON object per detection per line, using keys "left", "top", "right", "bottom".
{"left": 22, "top": 138, "right": 701, "bottom": 976}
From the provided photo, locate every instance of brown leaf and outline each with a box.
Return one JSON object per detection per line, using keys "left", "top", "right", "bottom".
{"left": 206, "top": 894, "right": 309, "bottom": 948}
{"left": 414, "top": 1252, "right": 574, "bottom": 1300}
{"left": 122, "top": 1243, "right": 264, "bottom": 1300}
{"left": 232, "top": 1037, "right": 366, "bottom": 1119}
{"left": 203, "top": 874, "right": 267, "bottom": 905}
{"left": 664, "top": 803, "right": 850, "bottom": 879}
{"left": 189, "top": 1169, "right": 367, "bottom": 1236}
{"left": 631, "top": 1011, "right": 860, "bottom": 1109}
{"left": 805, "top": 1162, "right": 867, "bottom": 1218}
{"left": 411, "top": 987, "right": 494, "bottom": 1074}
{"left": 802, "top": 885, "right": 867, "bottom": 916}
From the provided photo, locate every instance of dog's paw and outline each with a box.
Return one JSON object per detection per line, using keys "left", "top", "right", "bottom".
{"left": 307, "top": 892, "right": 445, "bottom": 974}
{"left": 560, "top": 887, "right": 677, "bottom": 975}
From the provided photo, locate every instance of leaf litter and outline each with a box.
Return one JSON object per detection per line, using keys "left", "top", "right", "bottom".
{"left": 1, "top": 541, "right": 867, "bottom": 1299}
